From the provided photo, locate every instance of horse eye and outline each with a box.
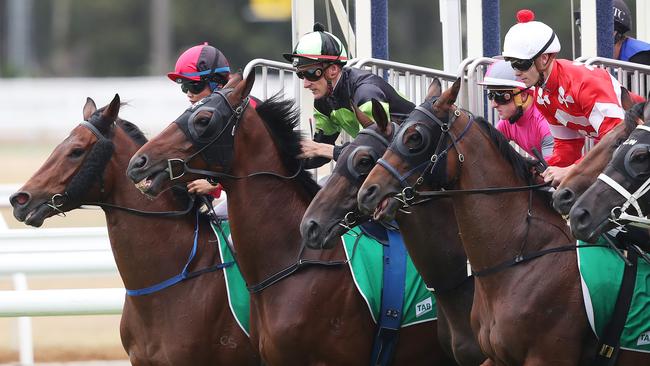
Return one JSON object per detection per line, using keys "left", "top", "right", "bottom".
{"left": 405, "top": 131, "right": 423, "bottom": 150}
{"left": 68, "top": 148, "right": 85, "bottom": 158}
{"left": 631, "top": 150, "right": 648, "bottom": 162}
{"left": 195, "top": 116, "right": 211, "bottom": 126}
{"left": 357, "top": 157, "right": 374, "bottom": 170}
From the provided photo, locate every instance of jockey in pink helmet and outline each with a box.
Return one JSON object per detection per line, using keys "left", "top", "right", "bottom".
{"left": 168, "top": 43, "right": 231, "bottom": 198}
{"left": 168, "top": 43, "right": 231, "bottom": 105}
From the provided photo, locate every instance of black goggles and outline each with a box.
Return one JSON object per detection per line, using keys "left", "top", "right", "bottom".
{"left": 181, "top": 80, "right": 208, "bottom": 94}
{"left": 488, "top": 90, "right": 517, "bottom": 105}
{"left": 296, "top": 67, "right": 324, "bottom": 82}
{"left": 508, "top": 58, "right": 535, "bottom": 72}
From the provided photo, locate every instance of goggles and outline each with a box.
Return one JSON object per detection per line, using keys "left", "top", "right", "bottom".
{"left": 487, "top": 89, "right": 525, "bottom": 105}
{"left": 507, "top": 58, "right": 535, "bottom": 72}
{"left": 181, "top": 80, "right": 208, "bottom": 94}
{"left": 296, "top": 67, "right": 324, "bottom": 82}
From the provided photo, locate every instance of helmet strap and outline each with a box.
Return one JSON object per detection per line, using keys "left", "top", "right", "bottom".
{"left": 508, "top": 106, "right": 524, "bottom": 125}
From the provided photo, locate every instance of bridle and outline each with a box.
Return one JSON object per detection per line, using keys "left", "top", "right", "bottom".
{"left": 46, "top": 120, "right": 195, "bottom": 218}
{"left": 336, "top": 124, "right": 398, "bottom": 231}
{"left": 166, "top": 89, "right": 303, "bottom": 183}
{"left": 376, "top": 99, "right": 472, "bottom": 205}
{"left": 598, "top": 124, "right": 650, "bottom": 228}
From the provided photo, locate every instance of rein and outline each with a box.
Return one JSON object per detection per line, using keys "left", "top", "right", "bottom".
{"left": 246, "top": 234, "right": 362, "bottom": 294}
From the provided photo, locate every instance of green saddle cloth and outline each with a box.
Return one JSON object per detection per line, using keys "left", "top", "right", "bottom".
{"left": 211, "top": 221, "right": 251, "bottom": 336}
{"left": 577, "top": 239, "right": 650, "bottom": 352}
{"left": 210, "top": 222, "right": 436, "bottom": 335}
{"left": 342, "top": 228, "right": 437, "bottom": 327}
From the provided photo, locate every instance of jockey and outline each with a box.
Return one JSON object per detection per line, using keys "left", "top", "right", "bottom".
{"left": 169, "top": 43, "right": 230, "bottom": 199}
{"left": 612, "top": 0, "right": 650, "bottom": 64}
{"left": 502, "top": 10, "right": 626, "bottom": 186}
{"left": 575, "top": 0, "right": 650, "bottom": 65}
{"left": 283, "top": 23, "right": 415, "bottom": 169}
{"left": 168, "top": 43, "right": 232, "bottom": 105}
{"left": 478, "top": 60, "right": 553, "bottom": 159}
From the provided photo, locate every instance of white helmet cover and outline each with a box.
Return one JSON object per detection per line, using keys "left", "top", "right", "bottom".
{"left": 502, "top": 10, "right": 561, "bottom": 60}
{"left": 478, "top": 60, "right": 528, "bottom": 89}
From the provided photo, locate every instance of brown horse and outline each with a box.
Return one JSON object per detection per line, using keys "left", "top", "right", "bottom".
{"left": 570, "top": 102, "right": 650, "bottom": 242}
{"left": 9, "top": 95, "right": 260, "bottom": 366}
{"left": 357, "top": 80, "right": 649, "bottom": 365}
{"left": 300, "top": 98, "right": 484, "bottom": 366}
{"left": 552, "top": 96, "right": 643, "bottom": 216}
{"left": 125, "top": 77, "right": 453, "bottom": 365}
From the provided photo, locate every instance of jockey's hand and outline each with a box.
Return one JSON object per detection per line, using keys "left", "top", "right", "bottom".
{"left": 298, "top": 139, "right": 334, "bottom": 159}
{"left": 541, "top": 164, "right": 574, "bottom": 187}
{"left": 187, "top": 179, "right": 218, "bottom": 195}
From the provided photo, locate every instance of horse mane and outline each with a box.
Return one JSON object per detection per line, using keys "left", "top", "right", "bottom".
{"left": 89, "top": 104, "right": 147, "bottom": 146}
{"left": 474, "top": 117, "right": 536, "bottom": 184}
{"left": 255, "top": 93, "right": 321, "bottom": 197}
{"left": 117, "top": 119, "right": 148, "bottom": 146}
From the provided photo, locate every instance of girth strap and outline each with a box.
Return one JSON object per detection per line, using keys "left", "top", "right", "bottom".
{"left": 370, "top": 229, "right": 407, "bottom": 366}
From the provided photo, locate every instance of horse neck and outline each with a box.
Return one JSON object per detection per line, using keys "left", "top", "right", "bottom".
{"left": 449, "top": 126, "right": 569, "bottom": 274}
{"left": 102, "top": 131, "right": 202, "bottom": 290}
{"left": 396, "top": 199, "right": 467, "bottom": 290}
{"left": 221, "top": 114, "right": 332, "bottom": 287}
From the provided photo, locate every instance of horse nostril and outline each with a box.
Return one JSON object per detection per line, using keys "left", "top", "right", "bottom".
{"left": 553, "top": 188, "right": 576, "bottom": 213}
{"left": 305, "top": 220, "right": 321, "bottom": 242}
{"left": 9, "top": 192, "right": 30, "bottom": 208}
{"left": 570, "top": 207, "right": 591, "bottom": 232}
{"left": 132, "top": 154, "right": 149, "bottom": 169}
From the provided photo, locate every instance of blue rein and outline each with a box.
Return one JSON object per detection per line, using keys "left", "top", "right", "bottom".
{"left": 126, "top": 210, "right": 234, "bottom": 296}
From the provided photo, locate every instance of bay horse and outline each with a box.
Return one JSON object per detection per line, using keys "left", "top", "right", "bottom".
{"left": 9, "top": 95, "right": 260, "bottom": 366}
{"left": 125, "top": 77, "right": 453, "bottom": 365}
{"left": 552, "top": 96, "right": 643, "bottom": 216}
{"left": 357, "top": 80, "right": 649, "bottom": 365}
{"left": 570, "top": 102, "right": 650, "bottom": 242}
{"left": 299, "top": 98, "right": 485, "bottom": 365}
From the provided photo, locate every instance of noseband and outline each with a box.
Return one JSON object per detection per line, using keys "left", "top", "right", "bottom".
{"left": 598, "top": 124, "right": 650, "bottom": 228}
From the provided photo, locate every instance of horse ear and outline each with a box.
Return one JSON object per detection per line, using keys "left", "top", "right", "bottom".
{"left": 224, "top": 71, "right": 243, "bottom": 89}
{"left": 371, "top": 99, "right": 391, "bottom": 134}
{"left": 102, "top": 94, "right": 121, "bottom": 122}
{"left": 433, "top": 77, "right": 461, "bottom": 110}
{"left": 643, "top": 100, "right": 650, "bottom": 124}
{"left": 351, "top": 99, "right": 374, "bottom": 128}
{"left": 446, "top": 77, "right": 461, "bottom": 105}
{"left": 83, "top": 97, "right": 97, "bottom": 120}
{"left": 425, "top": 77, "right": 442, "bottom": 100}
{"left": 233, "top": 73, "right": 255, "bottom": 102}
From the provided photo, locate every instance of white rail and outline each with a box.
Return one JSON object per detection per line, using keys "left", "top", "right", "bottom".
{"left": 0, "top": 288, "right": 124, "bottom": 317}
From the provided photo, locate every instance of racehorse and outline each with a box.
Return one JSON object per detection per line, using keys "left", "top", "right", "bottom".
{"left": 570, "top": 102, "right": 650, "bottom": 242}
{"left": 124, "top": 77, "right": 453, "bottom": 365}
{"left": 357, "top": 80, "right": 649, "bottom": 365}
{"left": 9, "top": 95, "right": 260, "bottom": 366}
{"left": 553, "top": 101, "right": 645, "bottom": 215}
{"left": 299, "top": 97, "right": 485, "bottom": 366}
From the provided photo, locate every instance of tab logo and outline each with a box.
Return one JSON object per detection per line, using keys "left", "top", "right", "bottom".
{"left": 638, "top": 331, "right": 650, "bottom": 346}
{"left": 415, "top": 297, "right": 433, "bottom": 318}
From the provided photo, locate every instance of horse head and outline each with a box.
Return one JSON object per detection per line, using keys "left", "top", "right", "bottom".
{"left": 553, "top": 101, "right": 645, "bottom": 215}
{"left": 301, "top": 98, "right": 395, "bottom": 249}
{"left": 357, "top": 78, "right": 463, "bottom": 222}
{"left": 10, "top": 95, "right": 123, "bottom": 226}
{"left": 127, "top": 76, "right": 256, "bottom": 197}
{"left": 570, "top": 101, "right": 650, "bottom": 241}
